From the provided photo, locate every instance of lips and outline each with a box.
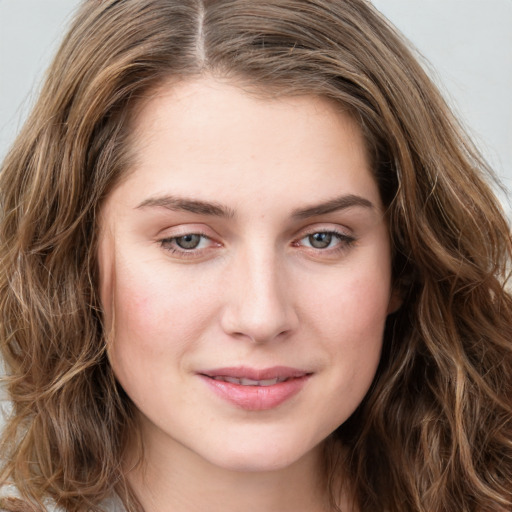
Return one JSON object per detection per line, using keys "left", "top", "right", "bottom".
{"left": 210, "top": 376, "right": 289, "bottom": 386}
{"left": 201, "top": 365, "right": 309, "bottom": 381}
{"left": 199, "top": 366, "right": 311, "bottom": 411}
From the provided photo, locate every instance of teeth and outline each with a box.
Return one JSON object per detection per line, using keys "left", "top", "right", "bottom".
{"left": 259, "top": 378, "right": 280, "bottom": 386}
{"left": 224, "top": 377, "right": 242, "bottom": 385}
{"left": 212, "top": 376, "right": 289, "bottom": 386}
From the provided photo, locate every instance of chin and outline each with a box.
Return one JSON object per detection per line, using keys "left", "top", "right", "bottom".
{"left": 200, "top": 435, "right": 323, "bottom": 474}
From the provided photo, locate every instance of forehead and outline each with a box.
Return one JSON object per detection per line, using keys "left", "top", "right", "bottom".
{"left": 132, "top": 78, "right": 358, "bottom": 138}
{"left": 104, "top": 77, "right": 381, "bottom": 218}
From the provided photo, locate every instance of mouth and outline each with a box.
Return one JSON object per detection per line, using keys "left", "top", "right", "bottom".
{"left": 198, "top": 366, "right": 312, "bottom": 411}
{"left": 208, "top": 376, "right": 291, "bottom": 386}
{"left": 200, "top": 366, "right": 310, "bottom": 384}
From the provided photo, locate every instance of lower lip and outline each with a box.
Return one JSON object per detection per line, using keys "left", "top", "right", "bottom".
{"left": 200, "top": 375, "right": 310, "bottom": 411}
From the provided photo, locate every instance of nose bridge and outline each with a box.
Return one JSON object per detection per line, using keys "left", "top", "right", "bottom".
{"left": 221, "top": 241, "right": 297, "bottom": 343}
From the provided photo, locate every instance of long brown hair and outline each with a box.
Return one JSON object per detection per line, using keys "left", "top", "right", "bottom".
{"left": 1, "top": 1, "right": 511, "bottom": 511}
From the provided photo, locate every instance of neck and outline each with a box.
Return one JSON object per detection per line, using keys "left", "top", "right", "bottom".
{"left": 124, "top": 422, "right": 335, "bottom": 512}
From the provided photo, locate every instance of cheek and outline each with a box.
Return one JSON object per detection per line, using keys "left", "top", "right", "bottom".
{"left": 306, "top": 279, "right": 388, "bottom": 430}
{"left": 298, "top": 254, "right": 391, "bottom": 401}
{"left": 106, "top": 260, "right": 221, "bottom": 365}
{"left": 303, "top": 264, "right": 391, "bottom": 339}
{"left": 326, "top": 278, "right": 388, "bottom": 376}
{"left": 105, "top": 272, "right": 190, "bottom": 399}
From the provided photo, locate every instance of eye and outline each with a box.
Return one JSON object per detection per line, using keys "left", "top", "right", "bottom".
{"left": 295, "top": 230, "right": 355, "bottom": 252}
{"left": 174, "top": 234, "right": 203, "bottom": 250}
{"left": 159, "top": 232, "right": 216, "bottom": 255}
{"left": 306, "top": 232, "right": 335, "bottom": 249}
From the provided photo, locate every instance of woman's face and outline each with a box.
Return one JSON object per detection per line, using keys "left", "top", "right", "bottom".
{"left": 98, "top": 78, "right": 397, "bottom": 473}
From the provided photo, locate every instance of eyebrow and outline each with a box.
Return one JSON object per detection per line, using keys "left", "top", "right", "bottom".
{"left": 136, "top": 195, "right": 235, "bottom": 218}
{"left": 291, "top": 194, "right": 374, "bottom": 219}
{"left": 136, "top": 193, "right": 374, "bottom": 219}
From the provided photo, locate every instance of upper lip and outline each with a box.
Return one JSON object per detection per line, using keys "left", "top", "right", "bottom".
{"left": 199, "top": 366, "right": 311, "bottom": 380}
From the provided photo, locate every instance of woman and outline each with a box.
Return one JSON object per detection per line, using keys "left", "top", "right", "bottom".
{"left": 0, "top": 1, "right": 511, "bottom": 511}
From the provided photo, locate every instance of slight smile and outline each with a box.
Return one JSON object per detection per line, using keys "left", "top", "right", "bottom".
{"left": 199, "top": 366, "right": 313, "bottom": 411}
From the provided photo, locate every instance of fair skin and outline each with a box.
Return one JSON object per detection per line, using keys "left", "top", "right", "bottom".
{"left": 98, "top": 78, "right": 397, "bottom": 512}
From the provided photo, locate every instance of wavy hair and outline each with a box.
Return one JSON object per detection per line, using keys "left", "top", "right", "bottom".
{"left": 1, "top": 1, "right": 511, "bottom": 511}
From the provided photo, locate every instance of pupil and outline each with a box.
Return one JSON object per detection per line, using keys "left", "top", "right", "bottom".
{"left": 176, "top": 234, "right": 201, "bottom": 249}
{"left": 309, "top": 232, "right": 332, "bottom": 249}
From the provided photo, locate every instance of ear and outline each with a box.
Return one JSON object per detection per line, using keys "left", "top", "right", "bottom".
{"left": 387, "top": 287, "right": 403, "bottom": 315}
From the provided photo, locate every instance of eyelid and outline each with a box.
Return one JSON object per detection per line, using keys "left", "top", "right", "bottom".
{"left": 156, "top": 223, "right": 356, "bottom": 260}
{"left": 157, "top": 224, "right": 223, "bottom": 259}
{"left": 294, "top": 230, "right": 354, "bottom": 246}
{"left": 291, "top": 224, "right": 357, "bottom": 254}
{"left": 156, "top": 222, "right": 217, "bottom": 237}
{"left": 293, "top": 222, "right": 354, "bottom": 240}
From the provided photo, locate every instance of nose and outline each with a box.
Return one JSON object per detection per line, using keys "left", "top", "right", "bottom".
{"left": 220, "top": 247, "right": 299, "bottom": 343}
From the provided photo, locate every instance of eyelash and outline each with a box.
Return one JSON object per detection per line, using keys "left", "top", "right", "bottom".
{"left": 293, "top": 230, "right": 356, "bottom": 254}
{"left": 159, "top": 232, "right": 215, "bottom": 258}
{"left": 158, "top": 229, "right": 356, "bottom": 259}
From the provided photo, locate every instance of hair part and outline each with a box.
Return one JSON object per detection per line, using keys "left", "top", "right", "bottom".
{"left": 1, "top": 1, "right": 511, "bottom": 511}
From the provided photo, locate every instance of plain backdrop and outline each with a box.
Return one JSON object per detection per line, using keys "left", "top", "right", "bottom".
{"left": 0, "top": 0, "right": 511, "bottom": 208}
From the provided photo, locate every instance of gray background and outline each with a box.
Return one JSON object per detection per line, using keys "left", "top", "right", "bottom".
{"left": 1, "top": 0, "right": 511, "bottom": 215}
